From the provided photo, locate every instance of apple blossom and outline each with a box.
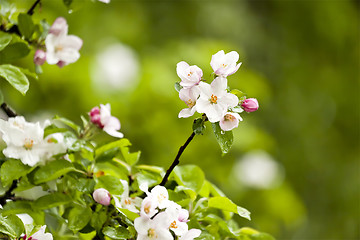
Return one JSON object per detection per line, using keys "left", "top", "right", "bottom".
{"left": 210, "top": 50, "right": 242, "bottom": 77}
{"left": 45, "top": 17, "right": 82, "bottom": 66}
{"left": 93, "top": 188, "right": 111, "bottom": 206}
{"left": 0, "top": 117, "right": 67, "bottom": 167}
{"left": 176, "top": 61, "right": 203, "bottom": 89}
{"left": 219, "top": 112, "right": 242, "bottom": 131}
{"left": 25, "top": 225, "right": 53, "bottom": 240}
{"left": 241, "top": 98, "right": 259, "bottom": 112}
{"left": 196, "top": 77, "right": 238, "bottom": 123}
{"left": 165, "top": 205, "right": 189, "bottom": 236}
{"left": 178, "top": 87, "right": 200, "bottom": 118}
{"left": 98, "top": 0, "right": 110, "bottom": 3}
{"left": 89, "top": 104, "right": 124, "bottom": 138}
{"left": 114, "top": 180, "right": 142, "bottom": 213}
{"left": 33, "top": 49, "right": 46, "bottom": 65}
{"left": 134, "top": 213, "right": 173, "bottom": 240}
{"left": 179, "top": 229, "right": 202, "bottom": 240}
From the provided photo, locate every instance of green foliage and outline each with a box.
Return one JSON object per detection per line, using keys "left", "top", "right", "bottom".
{"left": 211, "top": 122, "right": 233, "bottom": 155}
{"left": 17, "top": 13, "right": 35, "bottom": 40}
{"left": 0, "top": 159, "right": 31, "bottom": 187}
{"left": 0, "top": 214, "right": 24, "bottom": 239}
{"left": 0, "top": 32, "right": 12, "bottom": 51}
{"left": 0, "top": 64, "right": 29, "bottom": 95}
{"left": 193, "top": 117, "right": 206, "bottom": 135}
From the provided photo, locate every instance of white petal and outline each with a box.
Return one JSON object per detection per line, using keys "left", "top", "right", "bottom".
{"left": 134, "top": 216, "right": 151, "bottom": 235}
{"left": 198, "top": 82, "right": 212, "bottom": 98}
{"left": 62, "top": 35, "right": 83, "bottom": 50}
{"left": 178, "top": 107, "right": 195, "bottom": 118}
{"left": 179, "top": 229, "right": 202, "bottom": 240}
{"left": 176, "top": 61, "right": 190, "bottom": 80}
{"left": 218, "top": 93, "right": 239, "bottom": 108}
{"left": 211, "top": 77, "right": 227, "bottom": 97}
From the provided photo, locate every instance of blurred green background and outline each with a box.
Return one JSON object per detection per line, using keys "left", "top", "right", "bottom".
{"left": 2, "top": 0, "right": 359, "bottom": 239}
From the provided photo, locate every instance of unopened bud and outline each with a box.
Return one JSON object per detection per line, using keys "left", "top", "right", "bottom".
{"left": 89, "top": 106, "right": 104, "bottom": 128}
{"left": 93, "top": 188, "right": 111, "bottom": 206}
{"left": 34, "top": 50, "right": 46, "bottom": 65}
{"left": 241, "top": 98, "right": 259, "bottom": 112}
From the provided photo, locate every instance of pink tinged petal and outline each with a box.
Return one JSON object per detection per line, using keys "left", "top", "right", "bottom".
{"left": 218, "top": 93, "right": 239, "bottom": 108}
{"left": 178, "top": 107, "right": 196, "bottom": 118}
{"left": 210, "top": 50, "right": 225, "bottom": 72}
{"left": 103, "top": 128, "right": 124, "bottom": 138}
{"left": 176, "top": 61, "right": 190, "bottom": 80}
{"left": 134, "top": 216, "right": 151, "bottom": 235}
{"left": 219, "top": 112, "right": 242, "bottom": 131}
{"left": 56, "top": 48, "right": 80, "bottom": 64}
{"left": 178, "top": 209, "right": 189, "bottom": 222}
{"left": 62, "top": 35, "right": 83, "bottom": 50}
{"left": 93, "top": 188, "right": 111, "bottom": 206}
{"left": 140, "top": 197, "right": 158, "bottom": 218}
{"left": 171, "top": 221, "right": 189, "bottom": 236}
{"left": 211, "top": 77, "right": 228, "bottom": 97}
{"left": 198, "top": 82, "right": 212, "bottom": 98}
{"left": 31, "top": 225, "right": 53, "bottom": 240}
{"left": 49, "top": 17, "right": 68, "bottom": 36}
{"left": 179, "top": 229, "right": 202, "bottom": 240}
{"left": 34, "top": 49, "right": 46, "bottom": 65}
{"left": 227, "top": 62, "right": 242, "bottom": 76}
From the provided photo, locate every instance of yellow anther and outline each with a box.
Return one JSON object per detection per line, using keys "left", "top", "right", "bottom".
{"left": 186, "top": 99, "right": 195, "bottom": 108}
{"left": 210, "top": 94, "right": 218, "bottom": 104}
{"left": 24, "top": 139, "right": 34, "bottom": 150}
{"left": 170, "top": 220, "right": 178, "bottom": 229}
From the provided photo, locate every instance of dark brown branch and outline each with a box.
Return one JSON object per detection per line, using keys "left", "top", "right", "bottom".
{"left": 159, "top": 131, "right": 196, "bottom": 186}
{"left": 27, "top": 0, "right": 41, "bottom": 16}
{"left": 0, "top": 180, "right": 17, "bottom": 206}
{"left": 1, "top": 103, "right": 17, "bottom": 117}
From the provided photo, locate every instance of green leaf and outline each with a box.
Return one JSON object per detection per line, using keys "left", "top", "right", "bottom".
{"left": 53, "top": 116, "right": 81, "bottom": 135}
{"left": 102, "top": 226, "right": 132, "bottom": 240}
{"left": 18, "top": 13, "right": 35, "bottom": 39}
{"left": 0, "top": 88, "right": 3, "bottom": 104}
{"left": 0, "top": 64, "right": 29, "bottom": 95}
{"left": 95, "top": 175, "right": 124, "bottom": 195}
{"left": 193, "top": 117, "right": 206, "bottom": 135}
{"left": 0, "top": 42, "right": 30, "bottom": 63}
{"left": 237, "top": 228, "right": 276, "bottom": 240}
{"left": 211, "top": 122, "right": 233, "bottom": 155}
{"left": 208, "top": 196, "right": 251, "bottom": 220}
{"left": 90, "top": 208, "right": 107, "bottom": 231}
{"left": 17, "top": 67, "right": 38, "bottom": 81}
{"left": 0, "top": 159, "right": 31, "bottom": 187}
{"left": 175, "top": 81, "right": 182, "bottom": 92}
{"left": 33, "top": 192, "right": 72, "bottom": 210}
{"left": 30, "top": 159, "right": 76, "bottom": 185}
{"left": 230, "top": 89, "right": 246, "bottom": 98}
{"left": 0, "top": 214, "right": 24, "bottom": 238}
{"left": 68, "top": 206, "right": 92, "bottom": 232}
{"left": 173, "top": 165, "right": 205, "bottom": 193}
{"left": 0, "top": 32, "right": 12, "bottom": 51}
{"left": 0, "top": 201, "right": 44, "bottom": 224}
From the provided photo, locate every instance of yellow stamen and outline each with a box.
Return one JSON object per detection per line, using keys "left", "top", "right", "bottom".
{"left": 225, "top": 114, "right": 235, "bottom": 121}
{"left": 170, "top": 220, "right": 178, "bottom": 229}
{"left": 23, "top": 139, "right": 34, "bottom": 150}
{"left": 210, "top": 94, "right": 218, "bottom": 104}
{"left": 124, "top": 199, "right": 131, "bottom": 205}
{"left": 186, "top": 99, "right": 195, "bottom": 108}
{"left": 148, "top": 228, "right": 156, "bottom": 238}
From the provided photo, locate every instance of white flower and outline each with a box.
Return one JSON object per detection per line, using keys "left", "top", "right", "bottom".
{"left": 165, "top": 205, "right": 189, "bottom": 236}
{"left": 90, "top": 104, "right": 124, "bottom": 138}
{"left": 178, "top": 86, "right": 200, "bottom": 118}
{"left": 210, "top": 50, "right": 242, "bottom": 77}
{"left": 45, "top": 17, "right": 82, "bottom": 67}
{"left": 134, "top": 213, "right": 173, "bottom": 240}
{"left": 179, "top": 229, "right": 201, "bottom": 240}
{"left": 0, "top": 117, "right": 67, "bottom": 167}
{"left": 93, "top": 188, "right": 111, "bottom": 206}
{"left": 196, "top": 77, "right": 238, "bottom": 123}
{"left": 98, "top": 0, "right": 110, "bottom": 3}
{"left": 114, "top": 180, "right": 142, "bottom": 213}
{"left": 28, "top": 225, "right": 53, "bottom": 240}
{"left": 219, "top": 112, "right": 242, "bottom": 131}
{"left": 176, "top": 61, "right": 203, "bottom": 89}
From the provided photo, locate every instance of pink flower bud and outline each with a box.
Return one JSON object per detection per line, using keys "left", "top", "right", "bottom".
{"left": 56, "top": 61, "right": 66, "bottom": 68}
{"left": 241, "top": 98, "right": 259, "bottom": 112}
{"left": 93, "top": 188, "right": 111, "bottom": 206}
{"left": 34, "top": 50, "right": 46, "bottom": 65}
{"left": 89, "top": 106, "right": 104, "bottom": 128}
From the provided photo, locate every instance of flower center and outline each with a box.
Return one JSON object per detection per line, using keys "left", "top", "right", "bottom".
{"left": 144, "top": 202, "right": 151, "bottom": 214}
{"left": 24, "top": 138, "right": 34, "bottom": 150}
{"left": 221, "top": 63, "right": 228, "bottom": 68}
{"left": 148, "top": 228, "right": 157, "bottom": 238}
{"left": 210, "top": 94, "right": 218, "bottom": 104}
{"left": 225, "top": 114, "right": 235, "bottom": 121}
{"left": 157, "top": 193, "right": 166, "bottom": 203}
{"left": 124, "top": 199, "right": 131, "bottom": 205}
{"left": 55, "top": 45, "right": 64, "bottom": 52}
{"left": 186, "top": 99, "right": 195, "bottom": 108}
{"left": 170, "top": 220, "right": 178, "bottom": 229}
{"left": 187, "top": 71, "right": 193, "bottom": 77}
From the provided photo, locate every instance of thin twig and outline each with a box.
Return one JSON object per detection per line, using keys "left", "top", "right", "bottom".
{"left": 1, "top": 103, "right": 17, "bottom": 117}
{"left": 159, "top": 131, "right": 196, "bottom": 186}
{"left": 27, "top": 0, "right": 41, "bottom": 16}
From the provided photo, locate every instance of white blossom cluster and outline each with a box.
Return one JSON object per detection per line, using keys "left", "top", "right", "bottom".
{"left": 0, "top": 116, "right": 67, "bottom": 167}
{"left": 177, "top": 50, "right": 258, "bottom": 131}
{"left": 94, "top": 184, "right": 201, "bottom": 240}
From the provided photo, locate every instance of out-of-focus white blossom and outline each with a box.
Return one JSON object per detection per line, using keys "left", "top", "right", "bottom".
{"left": 45, "top": 17, "right": 82, "bottom": 67}
{"left": 178, "top": 87, "right": 200, "bottom": 118}
{"left": 93, "top": 188, "right": 111, "bottom": 206}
